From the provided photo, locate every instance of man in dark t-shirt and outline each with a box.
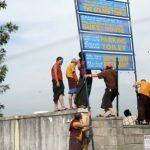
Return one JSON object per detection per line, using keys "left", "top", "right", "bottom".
{"left": 85, "top": 63, "right": 117, "bottom": 117}
{"left": 75, "top": 52, "right": 93, "bottom": 108}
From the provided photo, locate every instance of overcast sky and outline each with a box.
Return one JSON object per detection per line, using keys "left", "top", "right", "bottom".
{"left": 0, "top": 0, "right": 150, "bottom": 117}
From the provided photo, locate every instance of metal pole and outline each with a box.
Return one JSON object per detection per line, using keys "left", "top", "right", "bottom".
{"left": 116, "top": 57, "right": 119, "bottom": 116}
{"left": 127, "top": 0, "right": 139, "bottom": 115}
{"left": 127, "top": 0, "right": 138, "bottom": 82}
{"left": 74, "top": 0, "right": 95, "bottom": 149}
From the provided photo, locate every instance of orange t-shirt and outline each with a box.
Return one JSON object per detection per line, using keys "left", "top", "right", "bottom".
{"left": 66, "top": 63, "right": 76, "bottom": 78}
{"left": 138, "top": 81, "right": 150, "bottom": 97}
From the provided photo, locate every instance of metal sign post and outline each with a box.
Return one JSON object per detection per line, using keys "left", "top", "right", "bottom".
{"left": 116, "top": 57, "right": 119, "bottom": 116}
{"left": 127, "top": 0, "right": 138, "bottom": 110}
{"left": 74, "top": 1, "right": 95, "bottom": 150}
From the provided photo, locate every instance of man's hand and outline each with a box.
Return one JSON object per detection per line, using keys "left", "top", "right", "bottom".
{"left": 56, "top": 81, "right": 60, "bottom": 87}
{"left": 84, "top": 74, "right": 92, "bottom": 78}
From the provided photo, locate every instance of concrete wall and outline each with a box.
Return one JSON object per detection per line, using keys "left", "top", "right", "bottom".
{"left": 0, "top": 111, "right": 74, "bottom": 150}
{"left": 91, "top": 118, "right": 150, "bottom": 150}
{"left": 90, "top": 118, "right": 124, "bottom": 150}
{"left": 0, "top": 111, "right": 150, "bottom": 150}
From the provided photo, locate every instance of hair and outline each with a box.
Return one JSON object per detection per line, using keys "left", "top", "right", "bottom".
{"left": 71, "top": 58, "right": 77, "bottom": 63}
{"left": 56, "top": 57, "right": 63, "bottom": 62}
{"left": 74, "top": 113, "right": 82, "bottom": 120}
{"left": 124, "top": 109, "right": 132, "bottom": 117}
{"left": 69, "top": 113, "right": 82, "bottom": 132}
{"left": 78, "top": 52, "right": 85, "bottom": 60}
{"left": 106, "top": 66, "right": 112, "bottom": 69}
{"left": 141, "top": 79, "right": 146, "bottom": 82}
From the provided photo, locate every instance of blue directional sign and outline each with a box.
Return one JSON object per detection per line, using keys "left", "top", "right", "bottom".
{"left": 85, "top": 52, "right": 134, "bottom": 70}
{"left": 81, "top": 33, "right": 132, "bottom": 53}
{"left": 77, "top": 0, "right": 129, "bottom": 18}
{"left": 79, "top": 14, "right": 131, "bottom": 35}
{"left": 75, "top": 0, "right": 135, "bottom": 71}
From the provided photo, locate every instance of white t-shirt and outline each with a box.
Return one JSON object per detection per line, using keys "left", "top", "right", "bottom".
{"left": 123, "top": 116, "right": 137, "bottom": 125}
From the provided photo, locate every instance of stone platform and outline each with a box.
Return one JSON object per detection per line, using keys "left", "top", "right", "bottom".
{"left": 0, "top": 110, "right": 150, "bottom": 150}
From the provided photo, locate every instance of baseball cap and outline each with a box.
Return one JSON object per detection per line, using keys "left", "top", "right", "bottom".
{"left": 105, "top": 63, "right": 113, "bottom": 68}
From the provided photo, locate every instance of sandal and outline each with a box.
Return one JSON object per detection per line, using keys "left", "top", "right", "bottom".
{"left": 96, "top": 114, "right": 104, "bottom": 117}
{"left": 69, "top": 107, "right": 74, "bottom": 110}
{"left": 61, "top": 108, "right": 68, "bottom": 111}
{"left": 141, "top": 120, "right": 148, "bottom": 125}
{"left": 54, "top": 109, "right": 60, "bottom": 112}
{"left": 106, "top": 114, "right": 116, "bottom": 117}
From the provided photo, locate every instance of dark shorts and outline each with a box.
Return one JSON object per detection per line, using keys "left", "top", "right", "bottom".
{"left": 101, "top": 88, "right": 118, "bottom": 110}
{"left": 52, "top": 80, "right": 64, "bottom": 104}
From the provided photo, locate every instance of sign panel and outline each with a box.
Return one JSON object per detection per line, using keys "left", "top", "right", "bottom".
{"left": 77, "top": 0, "right": 129, "bottom": 18}
{"left": 79, "top": 14, "right": 131, "bottom": 35}
{"left": 81, "top": 33, "right": 132, "bottom": 52}
{"left": 85, "top": 52, "right": 134, "bottom": 70}
{"left": 144, "top": 135, "right": 150, "bottom": 149}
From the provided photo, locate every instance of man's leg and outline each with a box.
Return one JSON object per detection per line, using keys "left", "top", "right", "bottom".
{"left": 54, "top": 103, "right": 58, "bottom": 112}
{"left": 69, "top": 94, "right": 73, "bottom": 109}
{"left": 99, "top": 90, "right": 109, "bottom": 116}
{"left": 99, "top": 110, "right": 106, "bottom": 116}
{"left": 59, "top": 94, "right": 66, "bottom": 109}
{"left": 73, "top": 93, "right": 77, "bottom": 108}
{"left": 82, "top": 131, "right": 90, "bottom": 150}
{"left": 108, "top": 108, "right": 116, "bottom": 116}
{"left": 108, "top": 90, "right": 117, "bottom": 116}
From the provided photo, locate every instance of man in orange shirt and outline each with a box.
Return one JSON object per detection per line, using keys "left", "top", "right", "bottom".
{"left": 66, "top": 58, "right": 78, "bottom": 109}
{"left": 133, "top": 79, "right": 150, "bottom": 124}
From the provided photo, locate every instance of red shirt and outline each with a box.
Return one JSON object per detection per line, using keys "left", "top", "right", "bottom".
{"left": 78, "top": 59, "right": 91, "bottom": 77}
{"left": 51, "top": 63, "right": 63, "bottom": 81}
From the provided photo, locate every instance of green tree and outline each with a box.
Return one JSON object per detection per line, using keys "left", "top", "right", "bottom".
{"left": 0, "top": 0, "right": 18, "bottom": 116}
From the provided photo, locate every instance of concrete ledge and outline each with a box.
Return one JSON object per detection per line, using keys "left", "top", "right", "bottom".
{"left": 1, "top": 112, "right": 150, "bottom": 150}
{"left": 0, "top": 109, "right": 77, "bottom": 121}
{"left": 123, "top": 125, "right": 150, "bottom": 128}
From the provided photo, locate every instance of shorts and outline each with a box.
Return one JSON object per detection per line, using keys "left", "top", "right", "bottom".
{"left": 52, "top": 80, "right": 64, "bottom": 104}
{"left": 68, "top": 87, "right": 77, "bottom": 94}
{"left": 101, "top": 88, "right": 117, "bottom": 110}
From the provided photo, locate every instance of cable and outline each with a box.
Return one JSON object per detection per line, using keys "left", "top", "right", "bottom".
{"left": 6, "top": 35, "right": 78, "bottom": 62}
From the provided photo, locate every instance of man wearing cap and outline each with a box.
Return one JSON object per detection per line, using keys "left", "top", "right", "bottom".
{"left": 66, "top": 58, "right": 78, "bottom": 109}
{"left": 85, "top": 63, "right": 117, "bottom": 117}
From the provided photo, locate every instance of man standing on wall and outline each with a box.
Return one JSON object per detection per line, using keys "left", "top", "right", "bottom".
{"left": 66, "top": 58, "right": 78, "bottom": 109}
{"left": 133, "top": 79, "right": 150, "bottom": 124}
{"left": 51, "top": 57, "right": 67, "bottom": 112}
{"left": 75, "top": 52, "right": 93, "bottom": 108}
{"left": 85, "top": 63, "right": 117, "bottom": 117}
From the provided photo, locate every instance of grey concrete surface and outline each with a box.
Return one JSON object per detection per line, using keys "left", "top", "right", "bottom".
{"left": 0, "top": 111, "right": 150, "bottom": 150}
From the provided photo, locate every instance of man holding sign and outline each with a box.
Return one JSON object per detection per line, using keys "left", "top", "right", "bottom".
{"left": 85, "top": 63, "right": 117, "bottom": 117}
